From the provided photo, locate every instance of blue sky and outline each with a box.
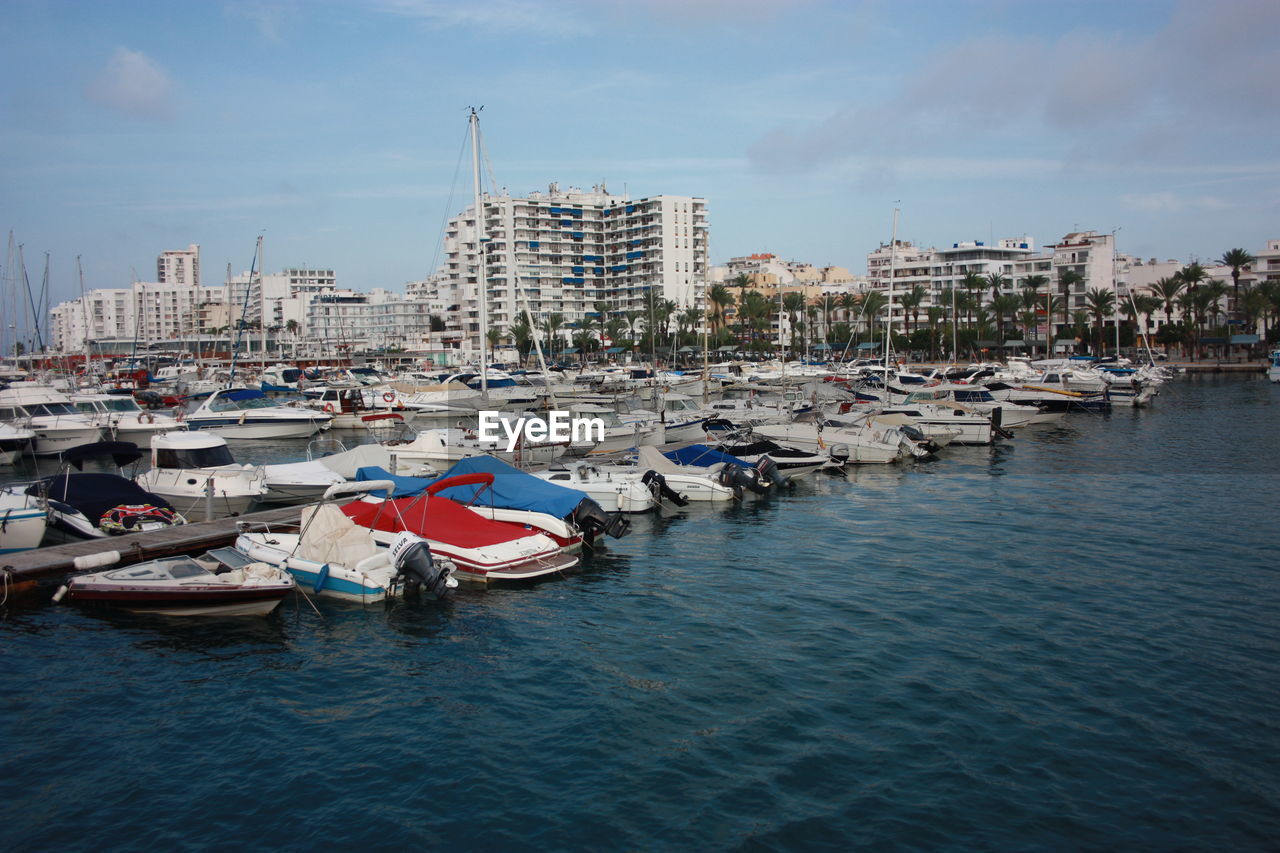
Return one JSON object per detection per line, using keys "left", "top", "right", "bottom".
{"left": 3, "top": 0, "right": 1277, "bottom": 306}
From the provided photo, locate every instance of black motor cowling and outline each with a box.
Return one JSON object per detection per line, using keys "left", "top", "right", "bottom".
{"left": 390, "top": 534, "right": 453, "bottom": 599}
{"left": 571, "top": 499, "right": 631, "bottom": 544}
{"left": 641, "top": 470, "right": 689, "bottom": 507}
{"left": 718, "top": 463, "right": 768, "bottom": 495}
{"left": 754, "top": 455, "right": 791, "bottom": 489}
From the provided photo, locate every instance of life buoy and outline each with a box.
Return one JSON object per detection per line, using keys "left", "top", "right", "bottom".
{"left": 323, "top": 402, "right": 335, "bottom": 413}
{"left": 382, "top": 392, "right": 396, "bottom": 403}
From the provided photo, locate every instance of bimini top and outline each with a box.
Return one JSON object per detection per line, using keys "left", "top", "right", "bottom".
{"left": 31, "top": 472, "right": 176, "bottom": 521}
{"left": 664, "top": 444, "right": 749, "bottom": 469}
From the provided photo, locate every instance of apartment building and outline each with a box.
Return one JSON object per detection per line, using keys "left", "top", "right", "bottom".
{"left": 425, "top": 184, "right": 708, "bottom": 355}
{"left": 156, "top": 244, "right": 200, "bottom": 288}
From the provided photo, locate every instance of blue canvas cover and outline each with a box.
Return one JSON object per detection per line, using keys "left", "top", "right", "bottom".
{"left": 435, "top": 455, "right": 587, "bottom": 518}
{"left": 664, "top": 444, "right": 747, "bottom": 468}
{"left": 354, "top": 466, "right": 439, "bottom": 498}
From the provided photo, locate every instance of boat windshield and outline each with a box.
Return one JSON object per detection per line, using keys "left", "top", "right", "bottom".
{"left": 26, "top": 402, "right": 79, "bottom": 417}
{"left": 155, "top": 445, "right": 236, "bottom": 468}
{"left": 103, "top": 398, "right": 142, "bottom": 413}
{"left": 167, "top": 560, "right": 210, "bottom": 579}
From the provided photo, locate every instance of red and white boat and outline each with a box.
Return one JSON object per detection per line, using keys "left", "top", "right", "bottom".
{"left": 342, "top": 473, "right": 579, "bottom": 583}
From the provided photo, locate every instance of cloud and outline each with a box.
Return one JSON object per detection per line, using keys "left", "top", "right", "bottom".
{"left": 85, "top": 48, "right": 176, "bottom": 119}
{"left": 223, "top": 1, "right": 296, "bottom": 43}
{"left": 377, "top": 0, "right": 593, "bottom": 38}
{"left": 749, "top": 0, "right": 1280, "bottom": 174}
{"left": 1121, "top": 192, "right": 1229, "bottom": 213}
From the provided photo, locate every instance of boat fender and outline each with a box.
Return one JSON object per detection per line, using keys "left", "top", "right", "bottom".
{"left": 52, "top": 584, "right": 69, "bottom": 603}
{"left": 314, "top": 563, "right": 330, "bottom": 594}
{"left": 73, "top": 550, "right": 121, "bottom": 570}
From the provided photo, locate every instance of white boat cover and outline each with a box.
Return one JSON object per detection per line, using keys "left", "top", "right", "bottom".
{"left": 298, "top": 504, "right": 381, "bottom": 567}
{"left": 314, "top": 444, "right": 395, "bottom": 479}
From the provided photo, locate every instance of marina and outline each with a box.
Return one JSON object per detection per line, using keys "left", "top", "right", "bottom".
{"left": 1, "top": 372, "right": 1278, "bottom": 848}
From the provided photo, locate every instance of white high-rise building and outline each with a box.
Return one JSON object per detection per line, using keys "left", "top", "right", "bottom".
{"left": 156, "top": 244, "right": 200, "bottom": 287}
{"left": 425, "top": 184, "right": 708, "bottom": 355}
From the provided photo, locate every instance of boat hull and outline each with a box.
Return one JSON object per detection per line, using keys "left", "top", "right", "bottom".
{"left": 66, "top": 583, "right": 290, "bottom": 616}
{"left": 185, "top": 418, "right": 325, "bottom": 439}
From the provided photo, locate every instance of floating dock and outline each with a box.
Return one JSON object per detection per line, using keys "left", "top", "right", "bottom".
{"left": 2, "top": 506, "right": 303, "bottom": 585}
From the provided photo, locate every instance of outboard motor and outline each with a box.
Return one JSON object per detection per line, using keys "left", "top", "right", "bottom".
{"left": 755, "top": 455, "right": 791, "bottom": 490}
{"left": 827, "top": 443, "right": 850, "bottom": 465}
{"left": 640, "top": 470, "right": 689, "bottom": 507}
{"left": 389, "top": 532, "right": 453, "bottom": 599}
{"left": 571, "top": 499, "right": 631, "bottom": 545}
{"left": 717, "top": 463, "right": 767, "bottom": 496}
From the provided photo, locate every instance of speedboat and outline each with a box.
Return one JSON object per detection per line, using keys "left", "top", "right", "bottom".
{"left": 0, "top": 385, "right": 102, "bottom": 455}
{"left": 55, "top": 547, "right": 295, "bottom": 616}
{"left": 1270, "top": 350, "right": 1280, "bottom": 383}
{"left": 69, "top": 392, "right": 185, "bottom": 443}
{"left": 135, "top": 431, "right": 268, "bottom": 519}
{"left": 661, "top": 445, "right": 791, "bottom": 496}
{"left": 17, "top": 442, "right": 185, "bottom": 544}
{"left": 0, "top": 488, "right": 47, "bottom": 553}
{"left": 236, "top": 481, "right": 456, "bottom": 603}
{"left": 380, "top": 426, "right": 568, "bottom": 467}
{"left": 340, "top": 473, "right": 581, "bottom": 583}
{"left": 752, "top": 417, "right": 920, "bottom": 464}
{"left": 184, "top": 388, "right": 330, "bottom": 439}
{"left": 533, "top": 460, "right": 665, "bottom": 513}
{"left": 0, "top": 422, "right": 35, "bottom": 464}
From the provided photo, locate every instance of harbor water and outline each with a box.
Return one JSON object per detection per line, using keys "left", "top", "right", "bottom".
{"left": 2, "top": 375, "right": 1278, "bottom": 849}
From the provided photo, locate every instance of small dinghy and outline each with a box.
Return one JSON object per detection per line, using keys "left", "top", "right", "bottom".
{"left": 56, "top": 547, "right": 295, "bottom": 616}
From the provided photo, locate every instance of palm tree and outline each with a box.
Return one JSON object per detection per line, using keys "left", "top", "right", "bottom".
{"left": 1240, "top": 285, "right": 1269, "bottom": 335}
{"left": 1021, "top": 274, "right": 1049, "bottom": 356}
{"left": 926, "top": 305, "right": 945, "bottom": 362}
{"left": 1151, "top": 277, "right": 1184, "bottom": 338}
{"left": 1203, "top": 281, "right": 1228, "bottom": 335}
{"left": 899, "top": 284, "right": 927, "bottom": 336}
{"left": 1175, "top": 261, "right": 1209, "bottom": 292}
{"left": 510, "top": 311, "right": 533, "bottom": 365}
{"left": 1057, "top": 269, "right": 1084, "bottom": 341}
{"left": 1132, "top": 294, "right": 1161, "bottom": 351}
{"left": 990, "top": 294, "right": 1022, "bottom": 346}
{"left": 782, "top": 291, "right": 806, "bottom": 355}
{"left": 838, "top": 291, "right": 858, "bottom": 324}
{"left": 960, "top": 271, "right": 986, "bottom": 328}
{"left": 737, "top": 290, "right": 771, "bottom": 352}
{"left": 542, "top": 312, "right": 565, "bottom": 359}
{"left": 1084, "top": 288, "right": 1116, "bottom": 355}
{"left": 707, "top": 283, "right": 735, "bottom": 333}
{"left": 1220, "top": 248, "right": 1256, "bottom": 312}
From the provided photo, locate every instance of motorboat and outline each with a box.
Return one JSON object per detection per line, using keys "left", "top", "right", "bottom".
{"left": 340, "top": 473, "right": 581, "bottom": 583}
{"left": 752, "top": 417, "right": 920, "bottom": 464}
{"left": 0, "top": 385, "right": 102, "bottom": 456}
{"left": 981, "top": 379, "right": 1109, "bottom": 413}
{"left": 300, "top": 386, "right": 407, "bottom": 429}
{"left": 70, "top": 392, "right": 185, "bottom": 443}
{"left": 0, "top": 422, "right": 35, "bottom": 464}
{"left": 16, "top": 442, "right": 185, "bottom": 544}
{"left": 626, "top": 446, "right": 738, "bottom": 501}
{"left": 55, "top": 547, "right": 295, "bottom": 616}
{"left": 568, "top": 404, "right": 663, "bottom": 455}
{"left": 236, "top": 482, "right": 457, "bottom": 603}
{"left": 380, "top": 426, "right": 568, "bottom": 468}
{"left": 0, "top": 488, "right": 47, "bottom": 553}
{"left": 135, "top": 431, "right": 268, "bottom": 519}
{"left": 379, "top": 454, "right": 631, "bottom": 550}
{"left": 184, "top": 388, "right": 330, "bottom": 439}
{"left": 533, "top": 460, "right": 664, "bottom": 513}
{"left": 705, "top": 433, "right": 836, "bottom": 478}
{"left": 661, "top": 445, "right": 791, "bottom": 495}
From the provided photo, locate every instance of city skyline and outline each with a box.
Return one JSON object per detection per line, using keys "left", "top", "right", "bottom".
{"left": 3, "top": 0, "right": 1277, "bottom": 306}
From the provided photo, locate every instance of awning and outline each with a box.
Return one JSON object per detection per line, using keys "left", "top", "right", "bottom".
{"left": 1231, "top": 334, "right": 1260, "bottom": 345}
{"left": 605, "top": 346, "right": 625, "bottom": 353}
{"left": 678, "top": 346, "right": 701, "bottom": 353}
{"left": 856, "top": 342, "right": 881, "bottom": 350}
{"left": 1002, "top": 339, "right": 1026, "bottom": 347}
{"left": 563, "top": 347, "right": 579, "bottom": 354}
{"left": 716, "top": 345, "right": 738, "bottom": 352}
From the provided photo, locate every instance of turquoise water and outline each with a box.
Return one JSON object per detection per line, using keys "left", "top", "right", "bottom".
{"left": 3, "top": 376, "right": 1278, "bottom": 849}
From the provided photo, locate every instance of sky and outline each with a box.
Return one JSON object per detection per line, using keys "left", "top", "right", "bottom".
{"left": 2, "top": 0, "right": 1278, "bottom": 308}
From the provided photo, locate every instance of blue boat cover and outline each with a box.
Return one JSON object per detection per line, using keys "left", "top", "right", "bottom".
{"left": 436, "top": 455, "right": 586, "bottom": 517}
{"left": 222, "top": 388, "right": 267, "bottom": 401}
{"left": 664, "top": 444, "right": 747, "bottom": 468}
{"left": 354, "top": 466, "right": 438, "bottom": 498}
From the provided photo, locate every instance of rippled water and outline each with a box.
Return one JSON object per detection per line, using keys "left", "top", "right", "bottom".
{"left": 3, "top": 376, "right": 1278, "bottom": 850}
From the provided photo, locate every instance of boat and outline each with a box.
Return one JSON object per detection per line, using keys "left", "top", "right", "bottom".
{"left": 340, "top": 473, "right": 581, "bottom": 583}
{"left": 0, "top": 488, "right": 47, "bottom": 554}
{"left": 1272, "top": 350, "right": 1280, "bottom": 383}
{"left": 0, "top": 422, "right": 35, "bottom": 464}
{"left": 586, "top": 445, "right": 738, "bottom": 502}
{"left": 0, "top": 385, "right": 103, "bottom": 456}
{"left": 661, "top": 444, "right": 791, "bottom": 495}
{"left": 379, "top": 425, "right": 569, "bottom": 468}
{"left": 135, "top": 431, "right": 269, "bottom": 519}
{"left": 69, "top": 392, "right": 185, "bottom": 443}
{"left": 183, "top": 387, "right": 330, "bottom": 439}
{"left": 752, "top": 417, "right": 921, "bottom": 464}
{"left": 532, "top": 460, "right": 666, "bottom": 513}
{"left": 17, "top": 442, "right": 185, "bottom": 544}
{"left": 56, "top": 547, "right": 295, "bottom": 616}
{"left": 236, "top": 481, "right": 457, "bottom": 602}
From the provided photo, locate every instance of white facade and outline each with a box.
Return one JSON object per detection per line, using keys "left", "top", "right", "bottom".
{"left": 49, "top": 281, "right": 224, "bottom": 351}
{"left": 156, "top": 244, "right": 200, "bottom": 287}
{"left": 424, "top": 184, "right": 708, "bottom": 355}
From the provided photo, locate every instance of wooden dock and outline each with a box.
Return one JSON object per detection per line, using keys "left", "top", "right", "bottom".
{"left": 1, "top": 506, "right": 304, "bottom": 585}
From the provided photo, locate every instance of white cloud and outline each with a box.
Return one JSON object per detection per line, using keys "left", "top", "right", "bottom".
{"left": 85, "top": 48, "right": 176, "bottom": 119}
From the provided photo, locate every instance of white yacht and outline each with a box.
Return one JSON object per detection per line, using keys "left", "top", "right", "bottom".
{"left": 70, "top": 393, "right": 185, "bottom": 443}
{"left": 0, "top": 488, "right": 47, "bottom": 553}
{"left": 0, "top": 385, "right": 102, "bottom": 455}
{"left": 1271, "top": 350, "right": 1280, "bottom": 383}
{"left": 135, "top": 431, "right": 269, "bottom": 519}
{"left": 184, "top": 388, "right": 330, "bottom": 439}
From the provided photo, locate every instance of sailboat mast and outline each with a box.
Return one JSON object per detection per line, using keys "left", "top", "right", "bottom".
{"left": 77, "top": 256, "right": 90, "bottom": 373}
{"left": 469, "top": 107, "right": 488, "bottom": 395}
{"left": 885, "top": 206, "right": 898, "bottom": 371}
